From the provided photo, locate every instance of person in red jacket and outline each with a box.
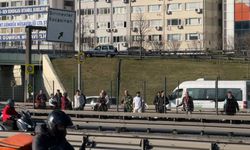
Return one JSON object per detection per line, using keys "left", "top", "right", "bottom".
{"left": 1, "top": 99, "right": 19, "bottom": 130}
{"left": 61, "top": 92, "right": 72, "bottom": 110}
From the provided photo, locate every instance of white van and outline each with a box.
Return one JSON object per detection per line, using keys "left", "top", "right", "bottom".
{"left": 169, "top": 78, "right": 250, "bottom": 110}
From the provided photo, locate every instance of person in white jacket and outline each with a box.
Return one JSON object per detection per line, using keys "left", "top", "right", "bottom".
{"left": 73, "top": 90, "right": 85, "bottom": 110}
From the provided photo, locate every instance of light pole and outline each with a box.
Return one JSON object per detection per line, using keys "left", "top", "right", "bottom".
{"left": 77, "top": 0, "right": 82, "bottom": 92}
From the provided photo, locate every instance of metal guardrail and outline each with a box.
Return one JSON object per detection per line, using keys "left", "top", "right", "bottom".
{"left": 1, "top": 131, "right": 250, "bottom": 150}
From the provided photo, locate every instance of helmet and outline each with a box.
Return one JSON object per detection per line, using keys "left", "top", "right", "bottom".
{"left": 47, "top": 110, "right": 73, "bottom": 138}
{"left": 7, "top": 99, "right": 14, "bottom": 107}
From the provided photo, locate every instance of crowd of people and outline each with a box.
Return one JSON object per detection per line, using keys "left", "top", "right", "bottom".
{"left": 32, "top": 88, "right": 240, "bottom": 116}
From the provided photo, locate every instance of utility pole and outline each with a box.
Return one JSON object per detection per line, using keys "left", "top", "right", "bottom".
{"left": 77, "top": 0, "right": 82, "bottom": 91}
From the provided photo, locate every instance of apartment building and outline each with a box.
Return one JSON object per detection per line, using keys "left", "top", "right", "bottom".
{"left": 223, "top": 0, "right": 250, "bottom": 50}
{"left": 0, "top": 0, "right": 74, "bottom": 50}
{"left": 79, "top": 0, "right": 222, "bottom": 51}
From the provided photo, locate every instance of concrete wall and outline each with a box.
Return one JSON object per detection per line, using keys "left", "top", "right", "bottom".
{"left": 42, "top": 55, "right": 65, "bottom": 96}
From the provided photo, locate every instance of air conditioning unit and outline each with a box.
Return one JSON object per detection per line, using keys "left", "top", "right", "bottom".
{"left": 155, "top": 26, "right": 162, "bottom": 31}
{"left": 106, "top": 28, "right": 111, "bottom": 32}
{"left": 195, "top": 8, "right": 203, "bottom": 14}
{"left": 89, "top": 29, "right": 95, "bottom": 33}
{"left": 132, "top": 27, "right": 138, "bottom": 32}
{"left": 177, "top": 25, "right": 183, "bottom": 29}
{"left": 122, "top": 42, "right": 128, "bottom": 47}
{"left": 131, "top": 0, "right": 136, "bottom": 2}
{"left": 123, "top": 0, "right": 129, "bottom": 3}
{"left": 166, "top": 11, "right": 172, "bottom": 15}
{"left": 112, "top": 28, "right": 118, "bottom": 32}
{"left": 106, "top": 0, "right": 111, "bottom": 3}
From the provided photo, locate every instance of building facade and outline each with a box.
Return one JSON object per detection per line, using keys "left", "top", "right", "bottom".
{"left": 79, "top": 0, "right": 222, "bottom": 51}
{"left": 0, "top": 0, "right": 74, "bottom": 50}
{"left": 223, "top": 0, "right": 250, "bottom": 50}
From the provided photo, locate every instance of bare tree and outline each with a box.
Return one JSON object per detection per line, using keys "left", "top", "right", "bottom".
{"left": 148, "top": 40, "right": 164, "bottom": 51}
{"left": 133, "top": 11, "right": 150, "bottom": 59}
{"left": 167, "top": 40, "right": 182, "bottom": 52}
{"left": 81, "top": 16, "right": 95, "bottom": 50}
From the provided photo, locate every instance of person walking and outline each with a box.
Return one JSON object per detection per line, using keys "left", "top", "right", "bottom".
{"left": 48, "top": 93, "right": 57, "bottom": 109}
{"left": 158, "top": 91, "right": 169, "bottom": 113}
{"left": 133, "top": 91, "right": 143, "bottom": 113}
{"left": 224, "top": 91, "right": 239, "bottom": 115}
{"left": 61, "top": 92, "right": 72, "bottom": 110}
{"left": 73, "top": 90, "right": 86, "bottom": 110}
{"left": 121, "top": 90, "right": 133, "bottom": 112}
{"left": 54, "top": 89, "right": 62, "bottom": 109}
{"left": 35, "top": 90, "right": 47, "bottom": 109}
{"left": 153, "top": 91, "right": 161, "bottom": 112}
{"left": 176, "top": 91, "right": 194, "bottom": 114}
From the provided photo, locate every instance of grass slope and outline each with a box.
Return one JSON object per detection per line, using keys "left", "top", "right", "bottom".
{"left": 52, "top": 57, "right": 250, "bottom": 104}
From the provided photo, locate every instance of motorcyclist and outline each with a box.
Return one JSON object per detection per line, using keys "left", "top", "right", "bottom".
{"left": 32, "top": 110, "right": 74, "bottom": 150}
{"left": 1, "top": 99, "right": 19, "bottom": 130}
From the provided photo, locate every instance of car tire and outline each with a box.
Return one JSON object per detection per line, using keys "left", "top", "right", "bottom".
{"left": 106, "top": 54, "right": 112, "bottom": 58}
{"left": 86, "top": 53, "right": 91, "bottom": 57}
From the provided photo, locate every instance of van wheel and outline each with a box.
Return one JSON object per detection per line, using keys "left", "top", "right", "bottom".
{"left": 86, "top": 54, "right": 91, "bottom": 57}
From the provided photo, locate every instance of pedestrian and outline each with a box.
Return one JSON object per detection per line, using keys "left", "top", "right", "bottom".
{"left": 35, "top": 90, "right": 47, "bottom": 109}
{"left": 121, "top": 90, "right": 133, "bottom": 112}
{"left": 81, "top": 92, "right": 86, "bottom": 110}
{"left": 54, "top": 89, "right": 62, "bottom": 109}
{"left": 61, "top": 92, "right": 72, "bottom": 110}
{"left": 32, "top": 110, "right": 74, "bottom": 150}
{"left": 73, "top": 90, "right": 85, "bottom": 110}
{"left": 224, "top": 91, "right": 239, "bottom": 115}
{"left": 48, "top": 93, "right": 57, "bottom": 109}
{"left": 153, "top": 91, "right": 161, "bottom": 112}
{"left": 158, "top": 90, "right": 169, "bottom": 113}
{"left": 95, "top": 90, "right": 109, "bottom": 111}
{"left": 176, "top": 91, "right": 194, "bottom": 114}
{"left": 133, "top": 91, "right": 143, "bottom": 113}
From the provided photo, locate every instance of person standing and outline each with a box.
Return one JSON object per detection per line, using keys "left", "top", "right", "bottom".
{"left": 176, "top": 91, "right": 194, "bottom": 114}
{"left": 54, "top": 89, "right": 62, "bottom": 109}
{"left": 224, "top": 91, "right": 239, "bottom": 115}
{"left": 73, "top": 90, "right": 85, "bottom": 110}
{"left": 35, "top": 90, "right": 47, "bottom": 109}
{"left": 153, "top": 91, "right": 161, "bottom": 112}
{"left": 121, "top": 90, "right": 133, "bottom": 112}
{"left": 48, "top": 93, "right": 57, "bottom": 109}
{"left": 158, "top": 91, "right": 169, "bottom": 113}
{"left": 133, "top": 91, "right": 143, "bottom": 113}
{"left": 61, "top": 92, "right": 72, "bottom": 110}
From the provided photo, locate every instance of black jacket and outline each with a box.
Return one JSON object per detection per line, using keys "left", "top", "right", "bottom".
{"left": 32, "top": 124, "right": 74, "bottom": 150}
{"left": 224, "top": 96, "right": 239, "bottom": 115}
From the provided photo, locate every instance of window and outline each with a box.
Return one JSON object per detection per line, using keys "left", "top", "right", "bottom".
{"left": 187, "top": 88, "right": 242, "bottom": 101}
{"left": 113, "top": 21, "right": 126, "bottom": 28}
{"left": 11, "top": 1, "right": 22, "bottom": 7}
{"left": 97, "top": 22, "right": 108, "bottom": 29}
{"left": 113, "top": 36, "right": 126, "bottom": 42}
{"left": 39, "top": 0, "right": 48, "bottom": 5}
{"left": 0, "top": 2, "right": 9, "bottom": 7}
{"left": 132, "top": 6, "right": 145, "bottom": 13}
{"left": 167, "top": 34, "right": 182, "bottom": 41}
{"left": 170, "top": 89, "right": 183, "bottom": 100}
{"left": 186, "top": 18, "right": 202, "bottom": 25}
{"left": 149, "top": 5, "right": 161, "bottom": 12}
{"left": 167, "top": 19, "right": 182, "bottom": 26}
{"left": 102, "top": 45, "right": 109, "bottom": 51}
{"left": 83, "top": 9, "right": 94, "bottom": 15}
{"left": 186, "top": 33, "right": 199, "bottom": 40}
{"left": 167, "top": 3, "right": 182, "bottom": 11}
{"left": 113, "top": 7, "right": 126, "bottom": 14}
{"left": 148, "top": 35, "right": 162, "bottom": 41}
{"left": 25, "top": 0, "right": 36, "bottom": 6}
{"left": 186, "top": 2, "right": 202, "bottom": 11}
{"left": 149, "top": 20, "right": 162, "bottom": 27}
{"left": 98, "top": 8, "right": 110, "bottom": 15}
